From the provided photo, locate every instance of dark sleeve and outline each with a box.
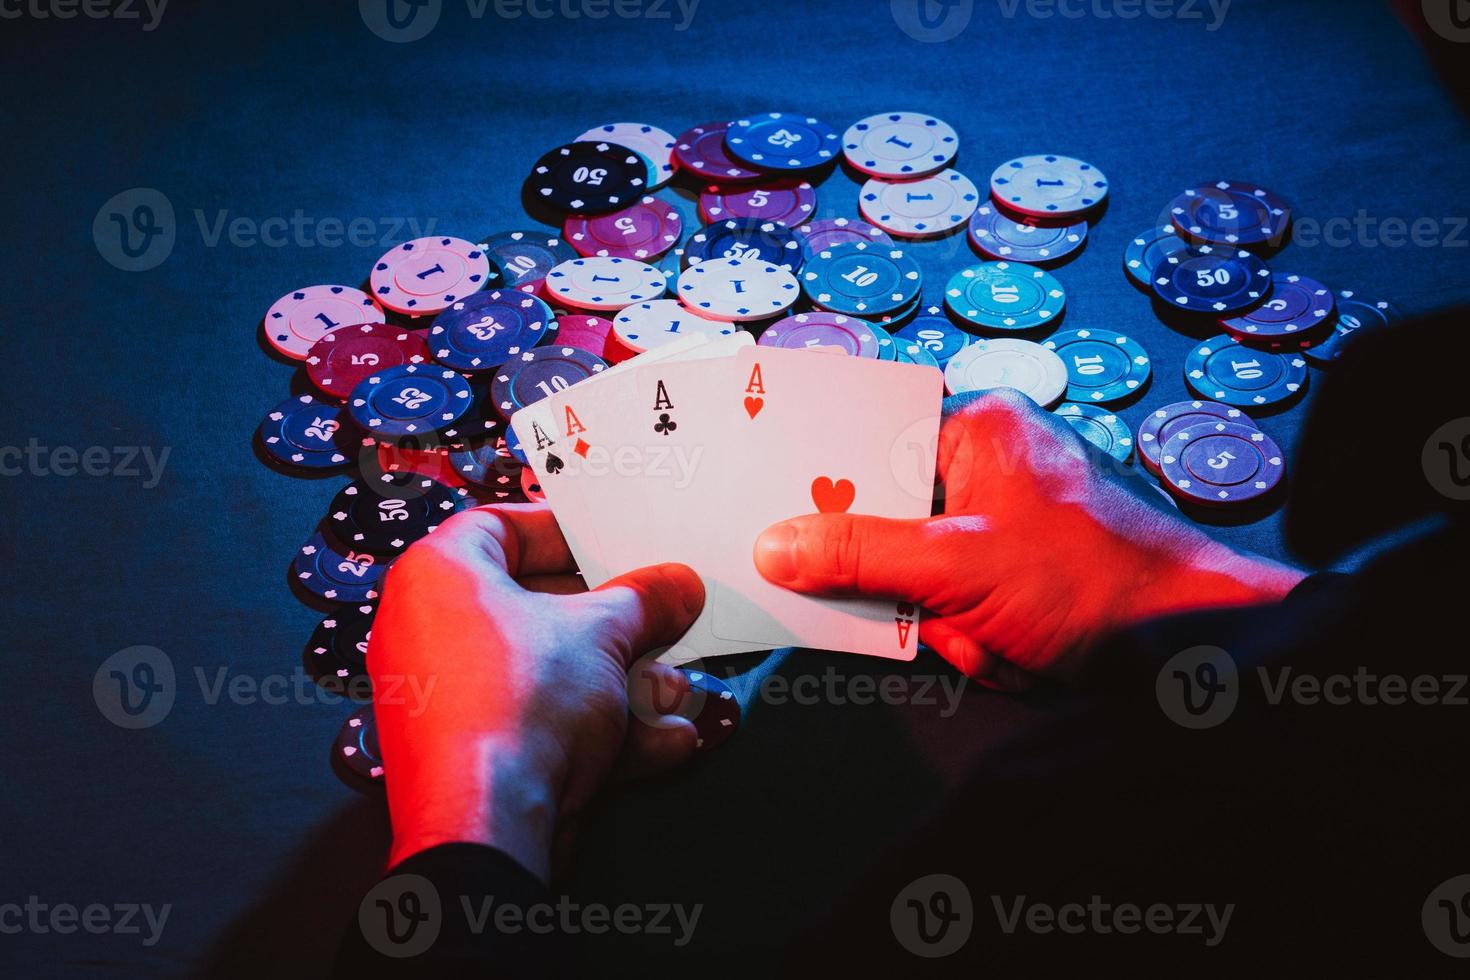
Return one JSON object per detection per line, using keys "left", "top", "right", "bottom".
{"left": 334, "top": 843, "right": 576, "bottom": 979}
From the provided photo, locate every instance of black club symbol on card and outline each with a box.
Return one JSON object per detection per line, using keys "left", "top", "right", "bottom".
{"left": 653, "top": 413, "right": 677, "bottom": 436}
{"left": 544, "top": 453, "right": 565, "bottom": 475}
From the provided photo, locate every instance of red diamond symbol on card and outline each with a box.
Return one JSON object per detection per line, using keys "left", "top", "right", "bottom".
{"left": 574, "top": 438, "right": 590, "bottom": 457}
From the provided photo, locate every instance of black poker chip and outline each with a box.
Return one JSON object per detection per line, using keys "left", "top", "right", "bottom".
{"left": 326, "top": 473, "right": 470, "bottom": 557}
{"left": 684, "top": 669, "right": 740, "bottom": 752}
{"left": 305, "top": 603, "right": 375, "bottom": 696}
{"left": 524, "top": 141, "right": 648, "bottom": 214}
{"left": 334, "top": 705, "right": 383, "bottom": 784}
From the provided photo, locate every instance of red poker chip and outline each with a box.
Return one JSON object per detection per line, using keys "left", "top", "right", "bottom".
{"left": 551, "top": 311, "right": 637, "bottom": 363}
{"left": 305, "top": 323, "right": 431, "bottom": 400}
{"left": 563, "top": 196, "right": 683, "bottom": 261}
{"left": 521, "top": 465, "right": 545, "bottom": 502}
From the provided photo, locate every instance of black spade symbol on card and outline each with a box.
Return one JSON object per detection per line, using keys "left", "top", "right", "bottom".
{"left": 544, "top": 453, "right": 565, "bottom": 475}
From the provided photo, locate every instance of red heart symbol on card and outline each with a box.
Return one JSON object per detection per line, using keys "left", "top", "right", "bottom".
{"left": 811, "top": 477, "right": 855, "bottom": 514}
{"left": 744, "top": 396, "right": 764, "bottom": 419}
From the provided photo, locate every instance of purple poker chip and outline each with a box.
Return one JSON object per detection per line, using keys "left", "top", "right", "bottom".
{"left": 672, "top": 121, "right": 764, "bottom": 183}
{"left": 796, "top": 217, "right": 894, "bottom": 262}
{"left": 967, "top": 204, "right": 1087, "bottom": 265}
{"left": 757, "top": 312, "right": 882, "bottom": 358}
{"left": 1136, "top": 400, "right": 1257, "bottom": 477}
{"left": 1159, "top": 420, "right": 1285, "bottom": 507}
{"left": 1220, "top": 272, "right": 1335, "bottom": 346}
{"left": 699, "top": 179, "right": 818, "bottom": 226}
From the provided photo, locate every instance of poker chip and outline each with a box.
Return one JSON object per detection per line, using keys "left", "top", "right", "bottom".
{"left": 685, "top": 218, "right": 803, "bottom": 271}
{"left": 334, "top": 705, "right": 384, "bottom": 782}
{"left": 520, "top": 466, "right": 545, "bottom": 503}
{"left": 894, "top": 340, "right": 940, "bottom": 369}
{"left": 293, "top": 532, "right": 387, "bottom": 604}
{"left": 348, "top": 364, "right": 474, "bottom": 438}
{"left": 1304, "top": 290, "right": 1403, "bottom": 367}
{"left": 257, "top": 395, "right": 354, "bottom": 471}
{"left": 725, "top": 113, "right": 841, "bottom": 172}
{"left": 676, "top": 257, "right": 799, "bottom": 322}
{"left": 944, "top": 261, "right": 1066, "bottom": 332}
{"left": 306, "top": 603, "right": 375, "bottom": 695}
{"left": 1041, "top": 329, "right": 1151, "bottom": 404}
{"left": 1152, "top": 245, "right": 1273, "bottom": 314}
{"left": 758, "top": 312, "right": 882, "bottom": 358}
{"left": 327, "top": 473, "right": 469, "bottom": 557}
{"left": 1220, "top": 273, "right": 1334, "bottom": 345}
{"left": 426, "top": 289, "right": 558, "bottom": 373}
{"left": 1184, "top": 334, "right": 1308, "bottom": 409}
{"left": 369, "top": 435, "right": 463, "bottom": 487}
{"left": 1160, "top": 421, "right": 1285, "bottom": 506}
{"left": 613, "top": 300, "right": 737, "bottom": 353}
{"left": 543, "top": 256, "right": 665, "bottom": 312}
{"left": 1169, "top": 181, "right": 1291, "bottom": 247}
{"left": 990, "top": 155, "right": 1109, "bottom": 218}
{"left": 525, "top": 141, "right": 648, "bottom": 214}
{"left": 370, "top": 237, "right": 491, "bottom": 316}
{"left": 870, "top": 296, "right": 923, "bottom": 331}
{"left": 479, "top": 231, "right": 576, "bottom": 295}
{"left": 684, "top": 669, "right": 740, "bottom": 751}
{"left": 868, "top": 322, "right": 898, "bottom": 361}
{"left": 563, "top": 196, "right": 682, "bottom": 261}
{"left": 305, "top": 323, "right": 430, "bottom": 401}
{"left": 656, "top": 246, "right": 687, "bottom": 295}
{"left": 490, "top": 345, "right": 608, "bottom": 420}
{"left": 943, "top": 338, "right": 1068, "bottom": 407}
{"left": 263, "top": 285, "right": 384, "bottom": 360}
{"left": 968, "top": 204, "right": 1087, "bottom": 264}
{"left": 894, "top": 308, "right": 970, "bottom": 369}
{"left": 1123, "top": 225, "right": 1190, "bottom": 291}
{"left": 672, "top": 122, "right": 764, "bottom": 183}
{"left": 699, "top": 179, "right": 817, "bottom": 226}
{"left": 1055, "top": 403, "right": 1134, "bottom": 464}
{"left": 796, "top": 217, "right": 893, "bottom": 262}
{"left": 842, "top": 111, "right": 959, "bottom": 179}
{"left": 799, "top": 241, "right": 922, "bottom": 316}
{"left": 1136, "top": 400, "right": 1256, "bottom": 477}
{"left": 448, "top": 434, "right": 522, "bottom": 494}
{"left": 860, "top": 169, "right": 979, "bottom": 239}
{"left": 552, "top": 310, "right": 622, "bottom": 360}
{"left": 576, "top": 123, "right": 677, "bottom": 188}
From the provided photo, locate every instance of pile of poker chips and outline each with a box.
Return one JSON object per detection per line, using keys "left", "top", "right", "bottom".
{"left": 256, "top": 109, "right": 1405, "bottom": 786}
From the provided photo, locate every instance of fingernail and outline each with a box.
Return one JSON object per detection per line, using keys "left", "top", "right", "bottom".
{"left": 754, "top": 524, "right": 799, "bottom": 583}
{"left": 662, "top": 565, "right": 704, "bottom": 617}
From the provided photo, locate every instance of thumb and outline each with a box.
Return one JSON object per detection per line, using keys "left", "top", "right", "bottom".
{"left": 754, "top": 513, "right": 941, "bottom": 603}
{"left": 584, "top": 563, "right": 705, "bottom": 669}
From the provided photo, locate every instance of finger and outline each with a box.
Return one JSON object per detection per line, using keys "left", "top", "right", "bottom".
{"left": 431, "top": 504, "right": 577, "bottom": 578}
{"left": 579, "top": 564, "right": 706, "bottom": 670}
{"left": 753, "top": 513, "right": 942, "bottom": 603}
{"left": 920, "top": 618, "right": 1037, "bottom": 693}
{"left": 518, "top": 573, "right": 587, "bottom": 596}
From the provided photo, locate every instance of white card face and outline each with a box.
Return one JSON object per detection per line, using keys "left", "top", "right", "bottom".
{"left": 708, "top": 346, "right": 944, "bottom": 660}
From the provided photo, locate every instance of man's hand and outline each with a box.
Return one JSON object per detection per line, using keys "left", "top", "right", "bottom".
{"left": 754, "top": 390, "right": 1306, "bottom": 690}
{"left": 367, "top": 504, "right": 705, "bottom": 879}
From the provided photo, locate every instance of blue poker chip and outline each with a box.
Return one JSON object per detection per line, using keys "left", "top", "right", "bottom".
{"left": 685, "top": 218, "right": 803, "bottom": 271}
{"left": 503, "top": 422, "right": 529, "bottom": 465}
{"left": 1303, "top": 290, "right": 1403, "bottom": 367}
{"left": 1054, "top": 403, "right": 1134, "bottom": 463}
{"left": 944, "top": 261, "right": 1066, "bottom": 332}
{"left": 1122, "top": 225, "right": 1190, "bottom": 291}
{"left": 1151, "top": 245, "right": 1273, "bottom": 314}
{"left": 256, "top": 395, "right": 355, "bottom": 471}
{"left": 799, "top": 240, "right": 922, "bottom": 316}
{"left": 893, "top": 339, "right": 940, "bottom": 369}
{"left": 479, "top": 231, "right": 577, "bottom": 294}
{"left": 1184, "top": 334, "right": 1308, "bottom": 409}
{"left": 725, "top": 113, "right": 841, "bottom": 172}
{"left": 292, "top": 532, "right": 388, "bottom": 604}
{"left": 656, "top": 246, "right": 687, "bottom": 294}
{"left": 894, "top": 308, "right": 971, "bottom": 369}
{"left": 427, "top": 289, "right": 558, "bottom": 372}
{"left": 490, "top": 345, "right": 608, "bottom": 421}
{"left": 1042, "top": 329, "right": 1152, "bottom": 404}
{"left": 967, "top": 204, "right": 1087, "bottom": 265}
{"left": 1168, "top": 181, "right": 1292, "bottom": 248}
{"left": 868, "top": 321, "right": 898, "bottom": 361}
{"left": 348, "top": 364, "right": 475, "bottom": 439}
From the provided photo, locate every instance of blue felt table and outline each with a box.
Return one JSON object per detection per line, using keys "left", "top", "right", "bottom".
{"left": 4, "top": 0, "right": 1469, "bottom": 973}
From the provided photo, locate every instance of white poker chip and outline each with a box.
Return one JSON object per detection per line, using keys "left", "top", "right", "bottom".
{"left": 676, "top": 258, "right": 799, "bottom": 322}
{"left": 943, "top": 338, "right": 1069, "bottom": 408}
{"left": 612, "top": 300, "right": 737, "bottom": 353}
{"left": 543, "top": 256, "right": 666, "bottom": 312}
{"left": 842, "top": 111, "right": 959, "bottom": 179}
{"left": 264, "top": 284, "right": 384, "bottom": 360}
{"left": 859, "top": 169, "right": 980, "bottom": 239}
{"left": 990, "top": 155, "right": 1109, "bottom": 218}
{"left": 369, "top": 237, "right": 493, "bottom": 316}
{"left": 577, "top": 123, "right": 677, "bottom": 188}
